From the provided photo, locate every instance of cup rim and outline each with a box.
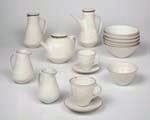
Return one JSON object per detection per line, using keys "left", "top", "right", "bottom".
{"left": 107, "top": 62, "right": 138, "bottom": 74}
{"left": 78, "top": 49, "right": 96, "bottom": 56}
{"left": 16, "top": 48, "right": 32, "bottom": 55}
{"left": 51, "top": 33, "right": 68, "bottom": 38}
{"left": 70, "top": 76, "right": 96, "bottom": 86}
{"left": 104, "top": 25, "right": 140, "bottom": 37}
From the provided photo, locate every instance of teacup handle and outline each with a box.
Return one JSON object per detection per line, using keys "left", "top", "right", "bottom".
{"left": 91, "top": 84, "right": 102, "bottom": 100}
{"left": 96, "top": 15, "right": 103, "bottom": 35}
{"left": 40, "top": 17, "right": 47, "bottom": 34}
{"left": 9, "top": 54, "right": 15, "bottom": 71}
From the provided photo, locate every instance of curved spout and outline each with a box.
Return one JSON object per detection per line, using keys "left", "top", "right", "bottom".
{"left": 70, "top": 14, "right": 81, "bottom": 25}
{"left": 40, "top": 41, "right": 48, "bottom": 50}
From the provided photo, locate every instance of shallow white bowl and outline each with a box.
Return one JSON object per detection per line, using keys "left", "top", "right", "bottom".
{"left": 108, "top": 62, "right": 138, "bottom": 86}
{"left": 104, "top": 40, "right": 140, "bottom": 47}
{"left": 104, "top": 44, "right": 140, "bottom": 58}
{"left": 104, "top": 25, "right": 139, "bottom": 36}
{"left": 103, "top": 35, "right": 140, "bottom": 43}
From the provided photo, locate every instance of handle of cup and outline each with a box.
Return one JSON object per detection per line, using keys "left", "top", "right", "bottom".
{"left": 9, "top": 54, "right": 15, "bottom": 71}
{"left": 40, "top": 17, "right": 47, "bottom": 34}
{"left": 96, "top": 15, "right": 103, "bottom": 35}
{"left": 91, "top": 84, "right": 102, "bottom": 100}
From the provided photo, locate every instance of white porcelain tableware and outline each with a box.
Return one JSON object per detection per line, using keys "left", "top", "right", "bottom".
{"left": 39, "top": 67, "right": 59, "bottom": 103}
{"left": 41, "top": 33, "right": 76, "bottom": 63}
{"left": 70, "top": 76, "right": 101, "bottom": 107}
{"left": 104, "top": 40, "right": 140, "bottom": 47}
{"left": 72, "top": 64, "right": 100, "bottom": 74}
{"left": 10, "top": 48, "right": 34, "bottom": 84}
{"left": 103, "top": 35, "right": 140, "bottom": 43}
{"left": 104, "top": 25, "right": 139, "bottom": 37}
{"left": 77, "top": 49, "right": 98, "bottom": 70}
{"left": 107, "top": 62, "right": 138, "bottom": 86}
{"left": 72, "top": 8, "right": 102, "bottom": 47}
{"left": 64, "top": 96, "right": 102, "bottom": 113}
{"left": 104, "top": 44, "right": 140, "bottom": 58}
{"left": 24, "top": 12, "right": 47, "bottom": 48}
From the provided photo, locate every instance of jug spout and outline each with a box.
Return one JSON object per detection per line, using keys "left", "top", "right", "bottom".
{"left": 40, "top": 41, "right": 49, "bottom": 50}
{"left": 71, "top": 15, "right": 82, "bottom": 25}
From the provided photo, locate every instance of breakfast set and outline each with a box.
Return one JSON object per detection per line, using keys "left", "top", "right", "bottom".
{"left": 9, "top": 8, "right": 140, "bottom": 113}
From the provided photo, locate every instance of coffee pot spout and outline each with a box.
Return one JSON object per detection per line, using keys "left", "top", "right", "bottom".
{"left": 71, "top": 15, "right": 82, "bottom": 25}
{"left": 40, "top": 41, "right": 49, "bottom": 50}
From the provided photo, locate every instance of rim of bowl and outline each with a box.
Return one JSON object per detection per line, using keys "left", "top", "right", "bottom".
{"left": 107, "top": 62, "right": 138, "bottom": 74}
{"left": 104, "top": 39, "right": 140, "bottom": 46}
{"left": 103, "top": 35, "right": 140, "bottom": 43}
{"left": 104, "top": 25, "right": 140, "bottom": 37}
{"left": 104, "top": 32, "right": 140, "bottom": 40}
{"left": 70, "top": 76, "right": 96, "bottom": 86}
{"left": 104, "top": 42, "right": 140, "bottom": 48}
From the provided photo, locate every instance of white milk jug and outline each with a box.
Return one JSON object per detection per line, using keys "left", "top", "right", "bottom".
{"left": 24, "top": 12, "right": 47, "bottom": 48}
{"left": 10, "top": 49, "right": 34, "bottom": 84}
{"left": 38, "top": 68, "right": 60, "bottom": 103}
{"left": 72, "top": 8, "right": 102, "bottom": 47}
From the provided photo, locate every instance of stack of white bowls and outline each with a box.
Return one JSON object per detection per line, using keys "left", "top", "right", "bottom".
{"left": 103, "top": 25, "right": 140, "bottom": 58}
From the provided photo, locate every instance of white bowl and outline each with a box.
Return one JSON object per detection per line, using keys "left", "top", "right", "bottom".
{"left": 104, "top": 40, "right": 140, "bottom": 47}
{"left": 104, "top": 32, "right": 140, "bottom": 40}
{"left": 104, "top": 44, "right": 140, "bottom": 58}
{"left": 103, "top": 35, "right": 140, "bottom": 43}
{"left": 104, "top": 25, "right": 139, "bottom": 36}
{"left": 108, "top": 62, "right": 138, "bottom": 86}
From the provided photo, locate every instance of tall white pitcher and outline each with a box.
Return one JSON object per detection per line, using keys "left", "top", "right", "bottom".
{"left": 10, "top": 48, "right": 34, "bottom": 84}
{"left": 72, "top": 8, "right": 102, "bottom": 47}
{"left": 38, "top": 68, "right": 60, "bottom": 103}
{"left": 24, "top": 12, "right": 47, "bottom": 48}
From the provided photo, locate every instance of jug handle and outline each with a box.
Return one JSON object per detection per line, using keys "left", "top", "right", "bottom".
{"left": 69, "top": 35, "right": 76, "bottom": 45}
{"left": 40, "top": 17, "right": 47, "bottom": 34}
{"left": 97, "top": 15, "right": 103, "bottom": 35}
{"left": 9, "top": 54, "right": 15, "bottom": 71}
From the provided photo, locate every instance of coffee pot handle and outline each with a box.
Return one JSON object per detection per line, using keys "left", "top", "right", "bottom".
{"left": 9, "top": 54, "right": 15, "bottom": 71}
{"left": 96, "top": 15, "right": 103, "bottom": 35}
{"left": 40, "top": 17, "right": 47, "bottom": 34}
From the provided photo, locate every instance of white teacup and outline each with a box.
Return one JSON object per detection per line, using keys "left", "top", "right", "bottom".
{"left": 70, "top": 76, "right": 101, "bottom": 107}
{"left": 78, "top": 49, "right": 97, "bottom": 70}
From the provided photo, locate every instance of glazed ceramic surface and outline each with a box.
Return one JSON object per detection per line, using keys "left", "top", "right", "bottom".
{"left": 72, "top": 64, "right": 100, "bottom": 74}
{"left": 78, "top": 49, "right": 97, "bottom": 70}
{"left": 105, "top": 44, "right": 140, "bottom": 58}
{"left": 70, "top": 76, "right": 101, "bottom": 107}
{"left": 41, "top": 33, "right": 75, "bottom": 63}
{"left": 24, "top": 12, "right": 47, "bottom": 48}
{"left": 104, "top": 40, "right": 140, "bottom": 47}
{"left": 103, "top": 36, "right": 140, "bottom": 43}
{"left": 72, "top": 8, "right": 102, "bottom": 47}
{"left": 104, "top": 25, "right": 139, "bottom": 36}
{"left": 39, "top": 68, "right": 59, "bottom": 103}
{"left": 108, "top": 62, "right": 138, "bottom": 86}
{"left": 64, "top": 96, "right": 102, "bottom": 112}
{"left": 10, "top": 49, "right": 34, "bottom": 84}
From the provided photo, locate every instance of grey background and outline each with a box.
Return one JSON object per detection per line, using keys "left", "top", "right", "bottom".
{"left": 0, "top": 0, "right": 149, "bottom": 48}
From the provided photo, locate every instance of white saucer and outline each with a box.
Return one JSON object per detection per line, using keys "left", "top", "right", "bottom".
{"left": 64, "top": 96, "right": 102, "bottom": 113}
{"left": 72, "top": 64, "right": 100, "bottom": 74}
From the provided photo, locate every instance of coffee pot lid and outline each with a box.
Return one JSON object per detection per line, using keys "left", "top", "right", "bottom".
{"left": 27, "top": 12, "right": 40, "bottom": 16}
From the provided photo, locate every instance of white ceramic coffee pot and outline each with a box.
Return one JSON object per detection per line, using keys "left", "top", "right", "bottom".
{"left": 24, "top": 12, "right": 47, "bottom": 48}
{"left": 72, "top": 8, "right": 102, "bottom": 47}
{"left": 40, "top": 33, "right": 76, "bottom": 63}
{"left": 38, "top": 68, "right": 59, "bottom": 103}
{"left": 10, "top": 49, "right": 34, "bottom": 84}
